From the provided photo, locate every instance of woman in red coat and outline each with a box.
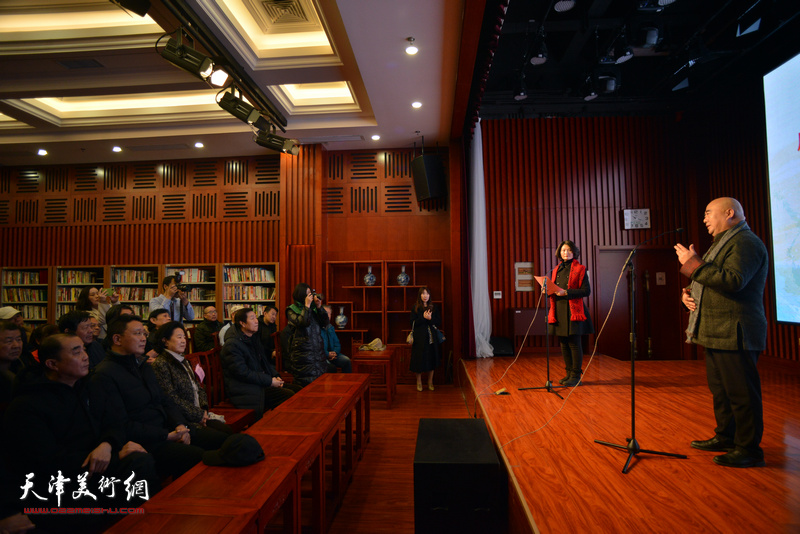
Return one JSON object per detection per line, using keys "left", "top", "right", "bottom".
{"left": 547, "top": 240, "right": 594, "bottom": 387}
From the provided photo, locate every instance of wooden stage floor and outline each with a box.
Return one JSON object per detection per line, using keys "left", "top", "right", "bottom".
{"left": 458, "top": 353, "right": 800, "bottom": 534}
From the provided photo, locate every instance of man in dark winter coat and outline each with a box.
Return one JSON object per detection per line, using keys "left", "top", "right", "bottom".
{"left": 221, "top": 308, "right": 301, "bottom": 419}
{"left": 91, "top": 315, "right": 225, "bottom": 479}
{"left": 193, "top": 306, "right": 224, "bottom": 351}
{"left": 57, "top": 309, "right": 106, "bottom": 369}
{"left": 3, "top": 333, "right": 158, "bottom": 532}
{"left": 675, "top": 197, "right": 768, "bottom": 468}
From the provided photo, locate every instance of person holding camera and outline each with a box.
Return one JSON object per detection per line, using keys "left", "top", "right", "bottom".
{"left": 75, "top": 286, "right": 119, "bottom": 340}
{"left": 285, "top": 283, "right": 329, "bottom": 386}
{"left": 149, "top": 275, "right": 195, "bottom": 324}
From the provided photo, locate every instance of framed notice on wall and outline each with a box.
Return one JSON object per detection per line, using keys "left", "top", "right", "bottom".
{"left": 514, "top": 262, "right": 534, "bottom": 291}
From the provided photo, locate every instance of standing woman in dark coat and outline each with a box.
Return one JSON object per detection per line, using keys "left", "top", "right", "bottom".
{"left": 410, "top": 286, "right": 441, "bottom": 392}
{"left": 548, "top": 240, "right": 594, "bottom": 386}
{"left": 285, "top": 283, "right": 329, "bottom": 386}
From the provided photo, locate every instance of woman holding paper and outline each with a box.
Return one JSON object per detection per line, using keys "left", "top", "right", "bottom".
{"left": 547, "top": 240, "right": 594, "bottom": 386}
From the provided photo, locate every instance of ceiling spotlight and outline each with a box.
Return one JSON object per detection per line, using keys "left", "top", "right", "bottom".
{"left": 658, "top": 0, "right": 676, "bottom": 5}
{"left": 615, "top": 45, "right": 634, "bottom": 64}
{"left": 209, "top": 67, "right": 229, "bottom": 87}
{"left": 254, "top": 130, "right": 299, "bottom": 156}
{"left": 405, "top": 37, "right": 418, "bottom": 55}
{"left": 412, "top": 101, "right": 422, "bottom": 109}
{"left": 218, "top": 90, "right": 270, "bottom": 130}
{"left": 194, "top": 142, "right": 204, "bottom": 148}
{"left": 641, "top": 27, "right": 660, "bottom": 48}
{"left": 554, "top": 0, "right": 576, "bottom": 13}
{"left": 371, "top": 135, "right": 380, "bottom": 141}
{"left": 597, "top": 74, "right": 619, "bottom": 93}
{"left": 581, "top": 76, "right": 598, "bottom": 101}
{"left": 37, "top": 148, "right": 47, "bottom": 156}
{"left": 112, "top": 146, "right": 122, "bottom": 153}
{"left": 160, "top": 32, "right": 216, "bottom": 82}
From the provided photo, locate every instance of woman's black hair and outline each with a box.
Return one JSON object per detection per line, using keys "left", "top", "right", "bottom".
{"left": 154, "top": 321, "right": 187, "bottom": 353}
{"left": 414, "top": 286, "right": 433, "bottom": 313}
{"left": 292, "top": 283, "right": 311, "bottom": 305}
{"left": 555, "top": 240, "right": 580, "bottom": 260}
{"left": 75, "top": 286, "right": 95, "bottom": 311}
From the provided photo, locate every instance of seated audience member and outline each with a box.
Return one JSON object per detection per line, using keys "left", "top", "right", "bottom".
{"left": 322, "top": 305, "right": 352, "bottom": 373}
{"left": 3, "top": 333, "right": 158, "bottom": 533}
{"left": 218, "top": 305, "right": 245, "bottom": 347}
{"left": 148, "top": 275, "right": 195, "bottom": 324}
{"left": 57, "top": 310, "right": 105, "bottom": 369}
{"left": 258, "top": 305, "right": 279, "bottom": 362}
{"left": 27, "top": 323, "right": 60, "bottom": 353}
{"left": 286, "top": 283, "right": 329, "bottom": 386}
{"left": 102, "top": 304, "right": 135, "bottom": 350}
{"left": 145, "top": 308, "right": 170, "bottom": 362}
{"left": 1, "top": 320, "right": 24, "bottom": 414}
{"left": 151, "top": 321, "right": 233, "bottom": 436}
{"left": 221, "top": 308, "right": 302, "bottom": 420}
{"left": 194, "top": 306, "right": 224, "bottom": 352}
{"left": 89, "top": 315, "right": 101, "bottom": 341}
{"left": 0, "top": 307, "right": 29, "bottom": 349}
{"left": 91, "top": 315, "right": 224, "bottom": 479}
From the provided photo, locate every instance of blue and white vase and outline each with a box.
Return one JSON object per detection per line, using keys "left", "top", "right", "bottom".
{"left": 397, "top": 265, "right": 410, "bottom": 286}
{"left": 335, "top": 306, "right": 348, "bottom": 329}
{"left": 363, "top": 265, "right": 376, "bottom": 286}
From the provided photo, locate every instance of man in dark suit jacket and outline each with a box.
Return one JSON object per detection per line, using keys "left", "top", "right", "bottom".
{"left": 675, "top": 197, "right": 768, "bottom": 468}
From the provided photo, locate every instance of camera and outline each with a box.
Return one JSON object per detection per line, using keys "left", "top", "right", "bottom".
{"left": 174, "top": 270, "right": 190, "bottom": 293}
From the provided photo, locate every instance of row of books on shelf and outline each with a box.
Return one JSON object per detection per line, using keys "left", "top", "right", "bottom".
{"left": 186, "top": 288, "right": 215, "bottom": 301}
{"left": 112, "top": 269, "right": 156, "bottom": 284}
{"left": 223, "top": 303, "right": 271, "bottom": 319}
{"left": 56, "top": 287, "right": 86, "bottom": 301}
{"left": 223, "top": 267, "right": 275, "bottom": 283}
{"left": 2, "top": 271, "right": 41, "bottom": 285}
{"left": 57, "top": 270, "right": 100, "bottom": 284}
{"left": 8, "top": 304, "right": 47, "bottom": 320}
{"left": 115, "top": 287, "right": 157, "bottom": 301}
{"left": 222, "top": 286, "right": 276, "bottom": 300}
{"left": 174, "top": 268, "right": 213, "bottom": 283}
{"left": 3, "top": 288, "right": 47, "bottom": 302}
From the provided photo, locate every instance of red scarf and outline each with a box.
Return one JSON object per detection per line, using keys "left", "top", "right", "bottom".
{"left": 548, "top": 260, "right": 587, "bottom": 323}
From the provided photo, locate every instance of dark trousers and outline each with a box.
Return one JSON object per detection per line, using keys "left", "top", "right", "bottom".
{"left": 558, "top": 335, "right": 583, "bottom": 373}
{"left": 151, "top": 424, "right": 228, "bottom": 479}
{"left": 704, "top": 348, "right": 763, "bottom": 454}
{"left": 263, "top": 382, "right": 303, "bottom": 411}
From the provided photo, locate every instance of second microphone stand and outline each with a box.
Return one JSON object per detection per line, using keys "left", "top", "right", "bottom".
{"left": 519, "top": 278, "right": 567, "bottom": 398}
{"left": 593, "top": 248, "right": 687, "bottom": 473}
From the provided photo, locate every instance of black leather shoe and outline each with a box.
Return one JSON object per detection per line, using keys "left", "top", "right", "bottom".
{"left": 690, "top": 437, "right": 734, "bottom": 452}
{"left": 713, "top": 448, "right": 765, "bottom": 468}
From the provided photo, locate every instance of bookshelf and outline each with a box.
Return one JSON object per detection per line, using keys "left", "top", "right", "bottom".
{"left": 110, "top": 265, "right": 161, "bottom": 317}
{"left": 325, "top": 262, "right": 385, "bottom": 349}
{"left": 221, "top": 263, "right": 278, "bottom": 320}
{"left": 1, "top": 267, "right": 51, "bottom": 323}
{"left": 165, "top": 265, "right": 218, "bottom": 324}
{"left": 55, "top": 266, "right": 106, "bottom": 318}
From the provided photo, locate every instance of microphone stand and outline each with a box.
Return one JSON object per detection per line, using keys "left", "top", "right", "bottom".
{"left": 519, "top": 278, "right": 567, "bottom": 398}
{"left": 594, "top": 229, "right": 688, "bottom": 473}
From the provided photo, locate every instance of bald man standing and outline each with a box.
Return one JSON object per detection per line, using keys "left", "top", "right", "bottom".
{"left": 675, "top": 197, "right": 768, "bottom": 468}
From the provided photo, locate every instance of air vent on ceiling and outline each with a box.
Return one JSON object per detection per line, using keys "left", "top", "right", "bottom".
{"left": 298, "top": 135, "right": 364, "bottom": 144}
{"left": 263, "top": 0, "right": 308, "bottom": 24}
{"left": 57, "top": 59, "right": 104, "bottom": 70}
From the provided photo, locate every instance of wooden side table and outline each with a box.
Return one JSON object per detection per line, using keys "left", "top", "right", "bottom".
{"left": 351, "top": 346, "right": 397, "bottom": 407}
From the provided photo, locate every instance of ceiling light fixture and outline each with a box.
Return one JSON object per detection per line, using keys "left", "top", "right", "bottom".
{"left": 530, "top": 26, "right": 548, "bottom": 66}
{"left": 615, "top": 45, "right": 634, "bottom": 64}
{"left": 658, "top": 0, "right": 676, "bottom": 5}
{"left": 194, "top": 142, "right": 204, "bottom": 148}
{"left": 514, "top": 74, "right": 528, "bottom": 101}
{"left": 218, "top": 89, "right": 270, "bottom": 130}
{"left": 159, "top": 30, "right": 229, "bottom": 87}
{"left": 371, "top": 135, "right": 381, "bottom": 141}
{"left": 37, "top": 149, "right": 47, "bottom": 156}
{"left": 554, "top": 0, "right": 576, "bottom": 13}
{"left": 412, "top": 101, "right": 422, "bottom": 109}
{"left": 254, "top": 129, "right": 299, "bottom": 156}
{"left": 112, "top": 146, "right": 122, "bottom": 153}
{"left": 405, "top": 37, "right": 419, "bottom": 55}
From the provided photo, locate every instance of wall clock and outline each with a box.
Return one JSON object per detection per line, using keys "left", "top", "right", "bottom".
{"left": 623, "top": 208, "right": 651, "bottom": 229}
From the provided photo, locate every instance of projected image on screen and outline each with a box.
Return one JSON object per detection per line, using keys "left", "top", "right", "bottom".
{"left": 764, "top": 52, "right": 800, "bottom": 323}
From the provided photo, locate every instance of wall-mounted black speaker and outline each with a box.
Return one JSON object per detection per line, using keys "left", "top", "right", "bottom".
{"left": 411, "top": 154, "right": 446, "bottom": 201}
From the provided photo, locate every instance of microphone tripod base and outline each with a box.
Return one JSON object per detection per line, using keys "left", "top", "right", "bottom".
{"left": 518, "top": 381, "right": 567, "bottom": 399}
{"left": 594, "top": 437, "right": 688, "bottom": 474}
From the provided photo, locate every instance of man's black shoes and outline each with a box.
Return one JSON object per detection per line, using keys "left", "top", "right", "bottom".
{"left": 690, "top": 437, "right": 734, "bottom": 452}
{"left": 712, "top": 448, "right": 765, "bottom": 468}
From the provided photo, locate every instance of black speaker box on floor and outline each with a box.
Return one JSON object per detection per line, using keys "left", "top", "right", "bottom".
{"left": 490, "top": 336, "right": 515, "bottom": 357}
{"left": 411, "top": 154, "right": 446, "bottom": 201}
{"left": 414, "top": 418, "right": 507, "bottom": 534}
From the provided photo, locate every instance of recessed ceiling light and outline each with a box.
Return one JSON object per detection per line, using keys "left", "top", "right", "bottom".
{"left": 112, "top": 146, "right": 122, "bottom": 153}
{"left": 411, "top": 101, "right": 422, "bottom": 109}
{"left": 195, "top": 141, "right": 204, "bottom": 148}
{"left": 371, "top": 135, "right": 380, "bottom": 141}
{"left": 37, "top": 149, "right": 47, "bottom": 156}
{"left": 405, "top": 37, "right": 418, "bottom": 55}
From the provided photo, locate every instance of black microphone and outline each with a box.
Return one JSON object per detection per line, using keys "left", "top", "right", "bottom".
{"left": 634, "top": 227, "right": 684, "bottom": 250}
